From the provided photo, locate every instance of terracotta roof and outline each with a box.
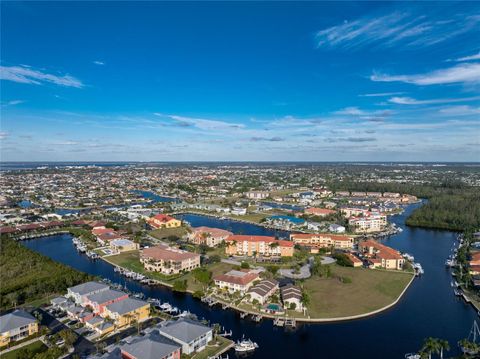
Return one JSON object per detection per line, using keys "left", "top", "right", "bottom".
{"left": 0, "top": 227, "right": 17, "bottom": 234}
{"left": 141, "top": 245, "right": 199, "bottom": 262}
{"left": 359, "top": 239, "right": 403, "bottom": 260}
{"left": 92, "top": 228, "right": 115, "bottom": 235}
{"left": 213, "top": 270, "right": 259, "bottom": 286}
{"left": 150, "top": 214, "right": 176, "bottom": 223}
{"left": 192, "top": 227, "right": 233, "bottom": 238}
{"left": 290, "top": 233, "right": 352, "bottom": 242}
{"left": 305, "top": 208, "right": 336, "bottom": 215}
{"left": 226, "top": 235, "right": 294, "bottom": 247}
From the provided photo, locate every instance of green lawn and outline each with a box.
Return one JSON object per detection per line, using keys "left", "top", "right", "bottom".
{"left": 303, "top": 265, "right": 413, "bottom": 318}
{"left": 0, "top": 340, "right": 47, "bottom": 359}
{"left": 149, "top": 226, "right": 189, "bottom": 240}
{"left": 105, "top": 251, "right": 234, "bottom": 292}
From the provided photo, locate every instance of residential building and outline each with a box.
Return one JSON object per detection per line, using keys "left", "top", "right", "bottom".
{"left": 346, "top": 253, "right": 363, "bottom": 267}
{"left": 248, "top": 279, "right": 279, "bottom": 305}
{"left": 120, "top": 331, "right": 181, "bottom": 359}
{"left": 104, "top": 298, "right": 150, "bottom": 328}
{"left": 67, "top": 281, "right": 110, "bottom": 305}
{"left": 225, "top": 235, "right": 294, "bottom": 257}
{"left": 188, "top": 226, "right": 233, "bottom": 247}
{"left": 0, "top": 310, "right": 39, "bottom": 348}
{"left": 158, "top": 318, "right": 213, "bottom": 355}
{"left": 141, "top": 245, "right": 200, "bottom": 275}
{"left": 213, "top": 269, "right": 259, "bottom": 294}
{"left": 349, "top": 214, "right": 387, "bottom": 233}
{"left": 280, "top": 285, "right": 303, "bottom": 312}
{"left": 358, "top": 240, "right": 405, "bottom": 270}
{"left": 231, "top": 207, "right": 247, "bottom": 216}
{"left": 245, "top": 191, "right": 269, "bottom": 200}
{"left": 109, "top": 239, "right": 139, "bottom": 254}
{"left": 147, "top": 214, "right": 181, "bottom": 229}
{"left": 85, "top": 289, "right": 129, "bottom": 314}
{"left": 304, "top": 207, "right": 336, "bottom": 217}
{"left": 329, "top": 224, "right": 346, "bottom": 233}
{"left": 290, "top": 233, "right": 354, "bottom": 249}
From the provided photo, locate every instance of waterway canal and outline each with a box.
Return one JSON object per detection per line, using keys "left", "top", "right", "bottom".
{"left": 23, "top": 203, "right": 475, "bottom": 358}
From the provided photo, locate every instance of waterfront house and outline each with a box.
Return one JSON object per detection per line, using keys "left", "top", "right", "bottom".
{"left": 225, "top": 235, "right": 294, "bottom": 257}
{"left": 213, "top": 269, "right": 259, "bottom": 295}
{"left": 85, "top": 289, "right": 129, "bottom": 314}
{"left": 290, "top": 233, "right": 354, "bottom": 250}
{"left": 147, "top": 214, "right": 181, "bottom": 229}
{"left": 104, "top": 297, "right": 150, "bottom": 328}
{"left": 120, "top": 331, "right": 182, "bottom": 359}
{"left": 248, "top": 279, "right": 279, "bottom": 305}
{"left": 231, "top": 207, "right": 247, "bottom": 215}
{"left": 109, "top": 238, "right": 139, "bottom": 254}
{"left": 188, "top": 226, "right": 233, "bottom": 247}
{"left": 329, "top": 224, "right": 346, "bottom": 233}
{"left": 85, "top": 317, "right": 114, "bottom": 336}
{"left": 50, "top": 296, "right": 72, "bottom": 310}
{"left": 140, "top": 245, "right": 200, "bottom": 275}
{"left": 67, "top": 281, "right": 110, "bottom": 305}
{"left": 305, "top": 207, "right": 336, "bottom": 217}
{"left": 358, "top": 240, "right": 404, "bottom": 270}
{"left": 157, "top": 318, "right": 213, "bottom": 355}
{"left": 280, "top": 284, "right": 303, "bottom": 312}
{"left": 0, "top": 310, "right": 39, "bottom": 348}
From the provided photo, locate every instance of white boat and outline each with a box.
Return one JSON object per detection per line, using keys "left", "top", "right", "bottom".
{"left": 159, "top": 303, "right": 172, "bottom": 311}
{"left": 460, "top": 321, "right": 480, "bottom": 355}
{"left": 404, "top": 354, "right": 421, "bottom": 359}
{"left": 234, "top": 338, "right": 258, "bottom": 353}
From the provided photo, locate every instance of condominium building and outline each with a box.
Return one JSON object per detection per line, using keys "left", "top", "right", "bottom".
{"left": 225, "top": 235, "right": 294, "bottom": 257}
{"left": 188, "top": 226, "right": 233, "bottom": 247}
{"left": 358, "top": 240, "right": 405, "bottom": 270}
{"left": 290, "top": 233, "right": 354, "bottom": 249}
{"left": 348, "top": 214, "right": 387, "bottom": 233}
{"left": 140, "top": 245, "right": 200, "bottom": 275}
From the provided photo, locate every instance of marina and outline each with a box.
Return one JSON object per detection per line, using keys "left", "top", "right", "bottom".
{"left": 21, "top": 203, "right": 478, "bottom": 358}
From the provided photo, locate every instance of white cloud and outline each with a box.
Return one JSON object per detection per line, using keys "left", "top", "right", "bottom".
{"left": 451, "top": 51, "right": 480, "bottom": 62}
{"left": 388, "top": 95, "right": 480, "bottom": 105}
{"left": 52, "top": 141, "right": 79, "bottom": 146}
{"left": 315, "top": 12, "right": 480, "bottom": 50}
{"left": 93, "top": 61, "right": 105, "bottom": 65}
{"left": 1, "top": 100, "right": 25, "bottom": 107}
{"left": 0, "top": 65, "right": 84, "bottom": 88}
{"left": 439, "top": 105, "right": 480, "bottom": 116}
{"left": 335, "top": 107, "right": 366, "bottom": 116}
{"left": 359, "top": 92, "right": 405, "bottom": 97}
{"left": 154, "top": 113, "right": 245, "bottom": 132}
{"left": 371, "top": 63, "right": 480, "bottom": 85}
{"left": 0, "top": 131, "right": 9, "bottom": 140}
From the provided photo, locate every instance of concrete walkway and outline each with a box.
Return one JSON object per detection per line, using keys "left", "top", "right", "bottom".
{"left": 0, "top": 336, "right": 45, "bottom": 355}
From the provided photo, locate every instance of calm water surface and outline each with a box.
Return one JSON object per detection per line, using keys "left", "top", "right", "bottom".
{"left": 23, "top": 203, "right": 475, "bottom": 358}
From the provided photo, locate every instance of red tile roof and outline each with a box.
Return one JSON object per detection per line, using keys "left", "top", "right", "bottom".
{"left": 213, "top": 270, "right": 259, "bottom": 286}
{"left": 290, "top": 233, "right": 352, "bottom": 242}
{"left": 141, "top": 245, "right": 199, "bottom": 262}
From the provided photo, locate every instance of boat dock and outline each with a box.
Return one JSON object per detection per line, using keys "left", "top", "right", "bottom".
{"left": 273, "top": 317, "right": 285, "bottom": 327}
{"left": 285, "top": 318, "right": 296, "bottom": 328}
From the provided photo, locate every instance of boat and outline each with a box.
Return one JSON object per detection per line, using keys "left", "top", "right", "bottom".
{"left": 234, "top": 338, "right": 259, "bottom": 353}
{"left": 459, "top": 321, "right": 480, "bottom": 355}
{"left": 404, "top": 354, "right": 421, "bottom": 359}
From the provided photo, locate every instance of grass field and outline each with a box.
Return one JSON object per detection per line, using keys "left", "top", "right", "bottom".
{"left": 149, "top": 226, "right": 189, "bottom": 240}
{"left": 0, "top": 340, "right": 47, "bottom": 359}
{"left": 105, "top": 251, "right": 234, "bottom": 292}
{"left": 303, "top": 265, "right": 413, "bottom": 318}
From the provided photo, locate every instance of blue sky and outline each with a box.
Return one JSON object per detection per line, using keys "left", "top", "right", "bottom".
{"left": 1, "top": 1, "right": 479, "bottom": 162}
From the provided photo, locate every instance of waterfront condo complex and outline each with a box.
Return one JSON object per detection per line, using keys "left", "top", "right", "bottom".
{"left": 1, "top": 1, "right": 479, "bottom": 358}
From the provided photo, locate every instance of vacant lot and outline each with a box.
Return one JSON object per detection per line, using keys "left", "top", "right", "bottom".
{"left": 303, "top": 265, "right": 413, "bottom": 318}
{"left": 149, "top": 226, "right": 189, "bottom": 240}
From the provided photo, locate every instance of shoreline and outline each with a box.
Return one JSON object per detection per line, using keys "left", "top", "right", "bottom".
{"left": 99, "top": 246, "right": 416, "bottom": 324}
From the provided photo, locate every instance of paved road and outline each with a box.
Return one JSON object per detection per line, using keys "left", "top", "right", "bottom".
{"left": 38, "top": 309, "right": 95, "bottom": 358}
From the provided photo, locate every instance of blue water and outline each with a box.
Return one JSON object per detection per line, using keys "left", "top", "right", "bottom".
{"left": 262, "top": 201, "right": 304, "bottom": 211}
{"left": 23, "top": 203, "right": 475, "bottom": 358}
{"left": 175, "top": 213, "right": 291, "bottom": 239}
{"left": 132, "top": 190, "right": 180, "bottom": 203}
{"left": 18, "top": 200, "right": 33, "bottom": 208}
{"left": 268, "top": 215, "right": 305, "bottom": 224}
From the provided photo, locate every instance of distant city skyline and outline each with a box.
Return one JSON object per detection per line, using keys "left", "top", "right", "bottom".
{"left": 1, "top": 2, "right": 479, "bottom": 162}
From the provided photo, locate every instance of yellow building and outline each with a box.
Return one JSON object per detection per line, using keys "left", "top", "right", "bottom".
{"left": 103, "top": 298, "right": 150, "bottom": 328}
{"left": 0, "top": 310, "right": 39, "bottom": 348}
{"left": 147, "top": 214, "right": 181, "bottom": 229}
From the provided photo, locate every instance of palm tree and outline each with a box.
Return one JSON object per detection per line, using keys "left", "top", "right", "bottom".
{"left": 436, "top": 339, "right": 449, "bottom": 359}
{"left": 420, "top": 337, "right": 440, "bottom": 359}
